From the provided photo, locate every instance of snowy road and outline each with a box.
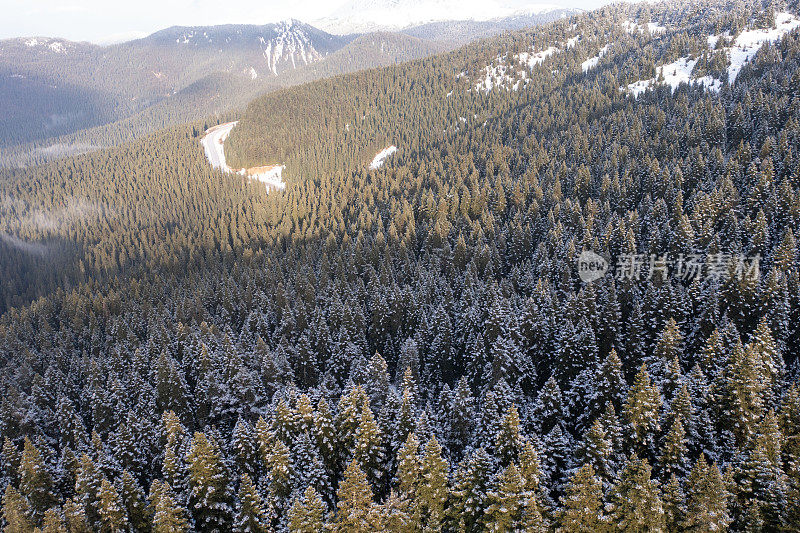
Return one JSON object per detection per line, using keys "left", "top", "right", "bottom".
{"left": 201, "top": 121, "right": 238, "bottom": 172}
{"left": 200, "top": 121, "right": 286, "bottom": 191}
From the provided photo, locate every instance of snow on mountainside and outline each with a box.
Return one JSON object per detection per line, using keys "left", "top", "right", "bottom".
{"left": 140, "top": 20, "right": 351, "bottom": 77}
{"left": 1, "top": 37, "right": 81, "bottom": 55}
{"left": 473, "top": 36, "right": 573, "bottom": 92}
{"left": 369, "top": 146, "right": 397, "bottom": 169}
{"left": 624, "top": 11, "right": 800, "bottom": 97}
{"left": 316, "top": 0, "right": 566, "bottom": 34}
{"left": 260, "top": 20, "right": 324, "bottom": 75}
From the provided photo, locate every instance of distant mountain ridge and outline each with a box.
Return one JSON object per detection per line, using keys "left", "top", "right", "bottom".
{"left": 0, "top": 10, "right": 569, "bottom": 164}
{"left": 315, "top": 0, "right": 575, "bottom": 34}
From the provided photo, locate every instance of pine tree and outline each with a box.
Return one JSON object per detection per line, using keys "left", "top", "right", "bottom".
{"left": 647, "top": 319, "right": 683, "bottom": 389}
{"left": 234, "top": 473, "right": 271, "bottom": 533}
{"left": 333, "top": 460, "right": 375, "bottom": 533}
{"left": 2, "top": 438, "right": 21, "bottom": 489}
{"left": 290, "top": 433, "right": 330, "bottom": 502}
{"left": 2, "top": 485, "right": 33, "bottom": 533}
{"left": 160, "top": 411, "right": 188, "bottom": 501}
{"left": 606, "top": 456, "right": 666, "bottom": 532}
{"left": 97, "top": 477, "right": 128, "bottom": 532}
{"left": 781, "top": 385, "right": 800, "bottom": 529}
{"left": 417, "top": 437, "right": 449, "bottom": 531}
{"left": 557, "top": 463, "right": 604, "bottom": 533}
{"left": 495, "top": 405, "right": 525, "bottom": 467}
{"left": 313, "top": 399, "right": 337, "bottom": 483}
{"left": 233, "top": 418, "right": 260, "bottom": 479}
{"left": 738, "top": 434, "right": 788, "bottom": 531}
{"left": 661, "top": 474, "right": 686, "bottom": 532}
{"left": 448, "top": 448, "right": 492, "bottom": 533}
{"left": 354, "top": 397, "right": 384, "bottom": 489}
{"left": 374, "top": 490, "right": 412, "bottom": 532}
{"left": 264, "top": 434, "right": 293, "bottom": 506}
{"left": 682, "top": 455, "right": 730, "bottom": 532}
{"left": 720, "top": 340, "right": 765, "bottom": 447}
{"left": 149, "top": 480, "right": 190, "bottom": 533}
{"left": 119, "top": 470, "right": 151, "bottom": 532}
{"left": 485, "top": 463, "right": 527, "bottom": 531}
{"left": 18, "top": 436, "right": 56, "bottom": 523}
{"left": 63, "top": 498, "right": 91, "bottom": 533}
{"left": 186, "top": 432, "right": 234, "bottom": 531}
{"left": 40, "top": 508, "right": 67, "bottom": 533}
{"left": 578, "top": 419, "right": 614, "bottom": 489}
{"left": 395, "top": 433, "right": 421, "bottom": 506}
{"left": 658, "top": 416, "right": 689, "bottom": 479}
{"left": 288, "top": 486, "right": 326, "bottom": 533}
{"left": 74, "top": 453, "right": 103, "bottom": 528}
{"left": 623, "top": 364, "right": 662, "bottom": 457}
{"left": 595, "top": 349, "right": 627, "bottom": 414}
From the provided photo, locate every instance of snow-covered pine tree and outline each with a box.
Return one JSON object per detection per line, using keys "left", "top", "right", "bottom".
{"left": 186, "top": 432, "right": 234, "bottom": 532}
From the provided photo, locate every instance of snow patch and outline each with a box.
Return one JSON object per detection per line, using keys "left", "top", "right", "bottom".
{"left": 369, "top": 146, "right": 397, "bottom": 170}
{"left": 581, "top": 44, "right": 609, "bottom": 72}
{"left": 725, "top": 12, "right": 800, "bottom": 83}
{"left": 516, "top": 46, "right": 558, "bottom": 69}
{"left": 623, "top": 20, "right": 666, "bottom": 35}
{"left": 239, "top": 165, "right": 286, "bottom": 190}
{"left": 626, "top": 56, "right": 721, "bottom": 97}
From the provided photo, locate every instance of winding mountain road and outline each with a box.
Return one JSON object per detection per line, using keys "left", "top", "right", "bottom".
{"left": 201, "top": 121, "right": 238, "bottom": 172}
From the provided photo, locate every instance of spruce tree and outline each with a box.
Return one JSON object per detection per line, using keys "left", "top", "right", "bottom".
{"left": 97, "top": 477, "right": 128, "bottom": 532}
{"left": 41, "top": 508, "right": 68, "bottom": 533}
{"left": 578, "top": 419, "right": 614, "bottom": 490}
{"left": 448, "top": 447, "right": 492, "bottom": 533}
{"left": 623, "top": 364, "right": 662, "bottom": 457}
{"left": 658, "top": 416, "right": 689, "bottom": 479}
{"left": 333, "top": 460, "right": 375, "bottom": 533}
{"left": 416, "top": 437, "right": 449, "bottom": 531}
{"left": 186, "top": 432, "right": 234, "bottom": 531}
{"left": 63, "top": 498, "right": 91, "bottom": 533}
{"left": 682, "top": 455, "right": 731, "bottom": 532}
{"left": 119, "top": 470, "right": 151, "bottom": 532}
{"left": 485, "top": 464, "right": 527, "bottom": 531}
{"left": 149, "top": 480, "right": 190, "bottom": 533}
{"left": 495, "top": 405, "right": 525, "bottom": 467}
{"left": 557, "top": 463, "right": 604, "bottom": 533}
{"left": 18, "top": 436, "right": 56, "bottom": 523}
{"left": 661, "top": 474, "right": 686, "bottom": 532}
{"left": 234, "top": 473, "right": 271, "bottom": 533}
{"left": 353, "top": 398, "right": 384, "bottom": 489}
{"left": 288, "top": 486, "right": 326, "bottom": 533}
{"left": 606, "top": 456, "right": 666, "bottom": 532}
{"left": 2, "top": 485, "right": 33, "bottom": 533}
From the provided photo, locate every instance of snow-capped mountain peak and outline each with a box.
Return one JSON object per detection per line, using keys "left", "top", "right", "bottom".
{"left": 140, "top": 21, "right": 350, "bottom": 77}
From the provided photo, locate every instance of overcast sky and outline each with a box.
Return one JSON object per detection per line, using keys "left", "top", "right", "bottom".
{"left": 1, "top": 0, "right": 614, "bottom": 44}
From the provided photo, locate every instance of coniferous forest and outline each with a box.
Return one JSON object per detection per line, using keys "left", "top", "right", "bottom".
{"left": 3, "top": 0, "right": 800, "bottom": 531}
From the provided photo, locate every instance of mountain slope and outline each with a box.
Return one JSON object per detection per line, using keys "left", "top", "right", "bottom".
{"left": 2, "top": 2, "right": 800, "bottom": 531}
{"left": 0, "top": 21, "right": 354, "bottom": 148}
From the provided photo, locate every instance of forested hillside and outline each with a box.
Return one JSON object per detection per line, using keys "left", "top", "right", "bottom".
{"left": 0, "top": 24, "right": 447, "bottom": 169}
{"left": 2, "top": 0, "right": 800, "bottom": 531}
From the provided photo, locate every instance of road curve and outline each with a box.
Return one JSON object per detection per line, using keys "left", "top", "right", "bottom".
{"left": 201, "top": 121, "right": 238, "bottom": 172}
